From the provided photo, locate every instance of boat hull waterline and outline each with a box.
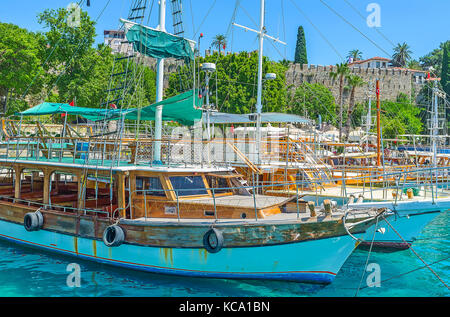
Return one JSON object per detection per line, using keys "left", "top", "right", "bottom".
{"left": 0, "top": 219, "right": 363, "bottom": 284}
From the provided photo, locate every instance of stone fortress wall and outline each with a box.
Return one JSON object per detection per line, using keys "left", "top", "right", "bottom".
{"left": 135, "top": 50, "right": 429, "bottom": 103}
{"left": 285, "top": 63, "right": 427, "bottom": 104}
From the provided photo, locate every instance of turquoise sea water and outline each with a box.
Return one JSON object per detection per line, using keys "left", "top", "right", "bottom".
{"left": 0, "top": 211, "right": 448, "bottom": 297}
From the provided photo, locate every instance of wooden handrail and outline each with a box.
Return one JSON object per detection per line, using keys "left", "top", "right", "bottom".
{"left": 226, "top": 142, "right": 262, "bottom": 175}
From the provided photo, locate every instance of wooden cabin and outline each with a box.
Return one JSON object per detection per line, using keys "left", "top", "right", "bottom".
{"left": 0, "top": 159, "right": 297, "bottom": 222}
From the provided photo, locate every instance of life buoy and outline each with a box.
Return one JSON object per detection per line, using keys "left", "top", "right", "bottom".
{"left": 24, "top": 210, "right": 44, "bottom": 232}
{"left": 203, "top": 228, "right": 224, "bottom": 253}
{"left": 103, "top": 225, "right": 125, "bottom": 247}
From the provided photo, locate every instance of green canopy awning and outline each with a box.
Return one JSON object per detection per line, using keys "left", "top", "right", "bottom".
{"left": 121, "top": 19, "right": 195, "bottom": 61}
{"left": 17, "top": 102, "right": 129, "bottom": 121}
{"left": 18, "top": 91, "right": 202, "bottom": 126}
{"left": 125, "top": 90, "right": 203, "bottom": 126}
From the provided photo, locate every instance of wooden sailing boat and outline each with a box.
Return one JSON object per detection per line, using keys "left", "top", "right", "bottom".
{"left": 0, "top": 0, "right": 387, "bottom": 284}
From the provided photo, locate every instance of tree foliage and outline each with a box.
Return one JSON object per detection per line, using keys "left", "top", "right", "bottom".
{"left": 294, "top": 26, "right": 308, "bottom": 65}
{"left": 286, "top": 82, "right": 336, "bottom": 125}
{"left": 379, "top": 93, "right": 423, "bottom": 139}
{"left": 0, "top": 22, "right": 46, "bottom": 114}
{"left": 419, "top": 40, "right": 450, "bottom": 76}
{"left": 37, "top": 7, "right": 156, "bottom": 111}
{"left": 441, "top": 42, "right": 450, "bottom": 98}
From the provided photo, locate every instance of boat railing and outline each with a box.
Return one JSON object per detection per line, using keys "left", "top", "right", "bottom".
{"left": 310, "top": 165, "right": 449, "bottom": 203}
{"left": 0, "top": 194, "right": 110, "bottom": 217}
{"left": 0, "top": 135, "right": 133, "bottom": 166}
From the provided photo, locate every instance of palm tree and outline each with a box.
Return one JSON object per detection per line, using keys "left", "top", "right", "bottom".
{"left": 329, "top": 63, "right": 350, "bottom": 141}
{"left": 392, "top": 42, "right": 412, "bottom": 67}
{"left": 347, "top": 49, "right": 363, "bottom": 62}
{"left": 344, "top": 75, "right": 366, "bottom": 137}
{"left": 211, "top": 34, "right": 227, "bottom": 55}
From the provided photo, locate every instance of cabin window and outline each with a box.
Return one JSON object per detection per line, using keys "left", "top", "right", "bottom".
{"left": 135, "top": 177, "right": 166, "bottom": 197}
{"left": 169, "top": 176, "right": 207, "bottom": 196}
{"left": 206, "top": 176, "right": 230, "bottom": 194}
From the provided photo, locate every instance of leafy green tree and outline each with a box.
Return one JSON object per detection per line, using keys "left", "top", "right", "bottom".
{"left": 294, "top": 26, "right": 308, "bottom": 65}
{"left": 406, "top": 59, "right": 422, "bottom": 70}
{"left": 36, "top": 6, "right": 156, "bottom": 111}
{"left": 378, "top": 93, "right": 423, "bottom": 139}
{"left": 278, "top": 59, "right": 291, "bottom": 68}
{"left": 392, "top": 42, "right": 412, "bottom": 67}
{"left": 37, "top": 7, "right": 98, "bottom": 108}
{"left": 167, "top": 51, "right": 287, "bottom": 114}
{"left": 441, "top": 42, "right": 450, "bottom": 126}
{"left": 441, "top": 42, "right": 450, "bottom": 98}
{"left": 286, "top": 82, "right": 336, "bottom": 125}
{"left": 38, "top": 7, "right": 96, "bottom": 71}
{"left": 0, "top": 22, "right": 46, "bottom": 114}
{"left": 419, "top": 41, "right": 450, "bottom": 76}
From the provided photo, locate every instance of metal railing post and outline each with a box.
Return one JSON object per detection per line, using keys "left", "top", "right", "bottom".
{"left": 212, "top": 187, "right": 217, "bottom": 220}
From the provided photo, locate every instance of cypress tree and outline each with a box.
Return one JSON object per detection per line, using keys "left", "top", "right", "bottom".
{"left": 442, "top": 43, "right": 450, "bottom": 125}
{"left": 441, "top": 42, "right": 450, "bottom": 97}
{"left": 294, "top": 26, "right": 308, "bottom": 65}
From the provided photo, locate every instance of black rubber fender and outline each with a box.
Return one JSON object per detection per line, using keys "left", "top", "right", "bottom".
{"left": 203, "top": 228, "right": 224, "bottom": 253}
{"left": 24, "top": 210, "right": 44, "bottom": 232}
{"left": 103, "top": 225, "right": 125, "bottom": 247}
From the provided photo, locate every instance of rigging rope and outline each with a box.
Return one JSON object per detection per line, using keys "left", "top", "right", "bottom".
{"left": 318, "top": 0, "right": 391, "bottom": 57}
{"left": 355, "top": 216, "right": 380, "bottom": 296}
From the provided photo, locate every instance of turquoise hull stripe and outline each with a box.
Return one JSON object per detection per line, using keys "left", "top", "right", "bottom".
{"left": 0, "top": 220, "right": 361, "bottom": 284}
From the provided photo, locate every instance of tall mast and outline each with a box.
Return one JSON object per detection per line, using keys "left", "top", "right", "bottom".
{"left": 432, "top": 81, "right": 438, "bottom": 167}
{"left": 154, "top": 0, "right": 166, "bottom": 164}
{"left": 232, "top": 0, "right": 285, "bottom": 165}
{"left": 376, "top": 79, "right": 381, "bottom": 167}
{"left": 255, "top": 0, "right": 265, "bottom": 165}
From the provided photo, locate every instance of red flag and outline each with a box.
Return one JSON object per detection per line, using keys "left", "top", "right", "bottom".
{"left": 62, "top": 100, "right": 74, "bottom": 118}
{"left": 230, "top": 124, "right": 234, "bottom": 134}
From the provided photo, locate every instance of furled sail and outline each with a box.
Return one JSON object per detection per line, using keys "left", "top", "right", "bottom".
{"left": 121, "top": 18, "right": 195, "bottom": 61}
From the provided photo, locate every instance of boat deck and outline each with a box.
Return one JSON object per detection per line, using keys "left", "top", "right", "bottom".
{"left": 180, "top": 195, "right": 293, "bottom": 209}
